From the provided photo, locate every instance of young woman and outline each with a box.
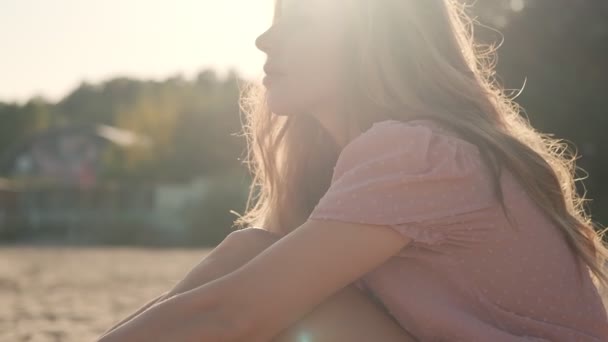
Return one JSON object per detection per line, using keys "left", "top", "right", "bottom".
{"left": 97, "top": 0, "right": 608, "bottom": 341}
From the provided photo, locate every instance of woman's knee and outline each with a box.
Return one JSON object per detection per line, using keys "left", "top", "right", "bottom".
{"left": 169, "top": 228, "right": 282, "bottom": 295}
{"left": 193, "top": 227, "right": 281, "bottom": 273}
{"left": 221, "top": 227, "right": 282, "bottom": 255}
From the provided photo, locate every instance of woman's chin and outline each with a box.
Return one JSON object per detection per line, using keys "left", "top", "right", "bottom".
{"left": 266, "top": 96, "right": 294, "bottom": 117}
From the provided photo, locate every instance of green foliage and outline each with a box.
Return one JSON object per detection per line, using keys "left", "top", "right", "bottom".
{"left": 0, "top": 97, "right": 52, "bottom": 157}
{"left": 0, "top": 68, "right": 248, "bottom": 182}
{"left": 470, "top": 0, "right": 608, "bottom": 224}
{"left": 181, "top": 170, "right": 252, "bottom": 247}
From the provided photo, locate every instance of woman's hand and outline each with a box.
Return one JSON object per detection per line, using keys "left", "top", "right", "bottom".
{"left": 97, "top": 281, "right": 249, "bottom": 342}
{"left": 98, "top": 228, "right": 279, "bottom": 342}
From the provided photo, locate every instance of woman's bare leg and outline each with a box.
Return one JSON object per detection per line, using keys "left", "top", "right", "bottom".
{"left": 272, "top": 283, "right": 417, "bottom": 341}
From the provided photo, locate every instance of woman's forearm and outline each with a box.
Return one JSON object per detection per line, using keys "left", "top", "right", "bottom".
{"left": 98, "top": 230, "right": 279, "bottom": 341}
{"left": 97, "top": 258, "right": 241, "bottom": 340}
{"left": 98, "top": 267, "right": 239, "bottom": 340}
{"left": 96, "top": 277, "right": 247, "bottom": 342}
{"left": 99, "top": 291, "right": 170, "bottom": 338}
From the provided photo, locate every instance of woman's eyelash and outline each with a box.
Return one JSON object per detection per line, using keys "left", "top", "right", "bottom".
{"left": 276, "top": 13, "right": 309, "bottom": 27}
{"left": 282, "top": 10, "right": 309, "bottom": 20}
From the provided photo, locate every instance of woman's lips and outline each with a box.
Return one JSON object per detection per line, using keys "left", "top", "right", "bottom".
{"left": 263, "top": 73, "right": 284, "bottom": 86}
{"left": 263, "top": 63, "right": 285, "bottom": 75}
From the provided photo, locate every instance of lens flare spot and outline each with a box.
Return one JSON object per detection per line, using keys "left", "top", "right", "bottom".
{"left": 510, "top": 0, "right": 525, "bottom": 12}
{"left": 297, "top": 331, "right": 313, "bottom": 342}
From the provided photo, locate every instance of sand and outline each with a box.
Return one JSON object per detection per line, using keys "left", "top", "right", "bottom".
{"left": 0, "top": 246, "right": 210, "bottom": 342}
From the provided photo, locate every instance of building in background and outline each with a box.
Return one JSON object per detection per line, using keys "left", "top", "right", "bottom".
{"left": 0, "top": 124, "right": 149, "bottom": 188}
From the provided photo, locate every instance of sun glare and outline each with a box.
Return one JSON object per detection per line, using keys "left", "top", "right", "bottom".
{"left": 0, "top": 0, "right": 276, "bottom": 102}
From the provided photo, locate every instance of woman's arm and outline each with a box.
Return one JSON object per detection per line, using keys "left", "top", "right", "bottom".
{"left": 195, "top": 218, "right": 412, "bottom": 341}
{"left": 96, "top": 218, "right": 411, "bottom": 341}
{"left": 99, "top": 228, "right": 279, "bottom": 340}
{"left": 96, "top": 283, "right": 235, "bottom": 342}
{"left": 99, "top": 228, "right": 281, "bottom": 340}
{"left": 99, "top": 291, "right": 170, "bottom": 337}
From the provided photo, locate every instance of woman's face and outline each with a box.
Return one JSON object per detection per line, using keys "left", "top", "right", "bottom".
{"left": 255, "top": 0, "right": 350, "bottom": 118}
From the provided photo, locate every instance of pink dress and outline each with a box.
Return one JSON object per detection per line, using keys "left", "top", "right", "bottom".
{"left": 308, "top": 119, "right": 608, "bottom": 341}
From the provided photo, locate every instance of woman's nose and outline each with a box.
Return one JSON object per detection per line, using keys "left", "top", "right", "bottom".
{"left": 255, "top": 26, "right": 275, "bottom": 53}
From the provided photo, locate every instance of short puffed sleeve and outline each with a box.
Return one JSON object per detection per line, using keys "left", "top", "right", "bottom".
{"left": 308, "top": 119, "right": 498, "bottom": 248}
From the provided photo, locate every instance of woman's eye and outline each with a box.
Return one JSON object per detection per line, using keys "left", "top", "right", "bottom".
{"left": 282, "top": 11, "right": 310, "bottom": 24}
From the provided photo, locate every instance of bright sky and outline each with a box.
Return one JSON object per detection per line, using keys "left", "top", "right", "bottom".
{"left": 0, "top": 0, "right": 274, "bottom": 103}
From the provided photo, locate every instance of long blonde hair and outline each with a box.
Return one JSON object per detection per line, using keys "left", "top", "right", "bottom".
{"left": 233, "top": 0, "right": 608, "bottom": 289}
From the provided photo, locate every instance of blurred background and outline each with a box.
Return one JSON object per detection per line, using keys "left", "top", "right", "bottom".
{"left": 1, "top": 0, "right": 606, "bottom": 341}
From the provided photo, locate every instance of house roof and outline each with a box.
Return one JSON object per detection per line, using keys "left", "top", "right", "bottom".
{"left": 0, "top": 123, "right": 150, "bottom": 174}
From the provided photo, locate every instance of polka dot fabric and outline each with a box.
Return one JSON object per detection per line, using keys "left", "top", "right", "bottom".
{"left": 308, "top": 119, "right": 608, "bottom": 341}
{"left": 310, "top": 119, "right": 497, "bottom": 249}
